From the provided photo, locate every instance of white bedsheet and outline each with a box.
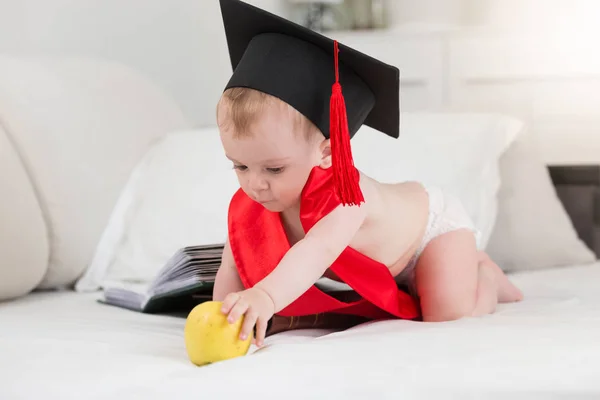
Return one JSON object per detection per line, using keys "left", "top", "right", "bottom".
{"left": 2, "top": 263, "right": 600, "bottom": 399}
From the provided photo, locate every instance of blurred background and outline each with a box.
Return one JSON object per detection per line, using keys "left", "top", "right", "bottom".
{"left": 0, "top": 0, "right": 598, "bottom": 162}
{"left": 1, "top": 3, "right": 600, "bottom": 389}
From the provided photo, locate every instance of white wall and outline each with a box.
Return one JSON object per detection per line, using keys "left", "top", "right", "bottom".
{"left": 466, "top": 0, "right": 600, "bottom": 30}
{"left": 387, "top": 0, "right": 600, "bottom": 31}
{"left": 385, "top": 0, "right": 466, "bottom": 28}
{"left": 1, "top": 0, "right": 598, "bottom": 133}
{"left": 0, "top": 0, "right": 478, "bottom": 129}
{"left": 0, "top": 0, "right": 284, "bottom": 128}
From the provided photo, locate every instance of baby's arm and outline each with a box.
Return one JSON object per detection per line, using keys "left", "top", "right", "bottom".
{"left": 220, "top": 204, "right": 366, "bottom": 346}
{"left": 212, "top": 238, "right": 244, "bottom": 301}
{"left": 255, "top": 203, "right": 367, "bottom": 312}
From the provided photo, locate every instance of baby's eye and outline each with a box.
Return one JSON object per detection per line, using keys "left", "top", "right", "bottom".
{"left": 233, "top": 164, "right": 248, "bottom": 172}
{"left": 266, "top": 167, "right": 284, "bottom": 174}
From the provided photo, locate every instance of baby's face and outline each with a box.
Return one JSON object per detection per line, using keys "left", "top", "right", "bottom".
{"left": 219, "top": 104, "right": 325, "bottom": 212}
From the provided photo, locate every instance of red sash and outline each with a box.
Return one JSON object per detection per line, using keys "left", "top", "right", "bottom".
{"left": 227, "top": 166, "right": 420, "bottom": 320}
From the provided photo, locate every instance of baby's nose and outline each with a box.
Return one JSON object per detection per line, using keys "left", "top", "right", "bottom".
{"left": 248, "top": 174, "right": 269, "bottom": 192}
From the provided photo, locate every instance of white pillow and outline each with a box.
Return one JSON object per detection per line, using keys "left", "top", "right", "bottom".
{"left": 486, "top": 130, "right": 597, "bottom": 271}
{"left": 352, "top": 112, "right": 523, "bottom": 249}
{"left": 76, "top": 112, "right": 521, "bottom": 291}
{"left": 75, "top": 129, "right": 239, "bottom": 291}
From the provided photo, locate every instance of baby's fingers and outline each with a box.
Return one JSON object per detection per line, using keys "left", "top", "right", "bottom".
{"left": 227, "top": 297, "right": 248, "bottom": 324}
{"left": 255, "top": 317, "right": 269, "bottom": 347}
{"left": 221, "top": 293, "right": 240, "bottom": 315}
{"left": 239, "top": 309, "right": 257, "bottom": 341}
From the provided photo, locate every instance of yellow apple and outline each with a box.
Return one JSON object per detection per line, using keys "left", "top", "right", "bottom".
{"left": 184, "top": 301, "right": 253, "bottom": 366}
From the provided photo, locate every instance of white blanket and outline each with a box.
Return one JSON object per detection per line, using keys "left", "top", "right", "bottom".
{"left": 2, "top": 263, "right": 600, "bottom": 399}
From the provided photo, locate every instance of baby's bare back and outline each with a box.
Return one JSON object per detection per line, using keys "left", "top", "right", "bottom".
{"left": 342, "top": 173, "right": 429, "bottom": 277}
{"left": 279, "top": 171, "right": 430, "bottom": 281}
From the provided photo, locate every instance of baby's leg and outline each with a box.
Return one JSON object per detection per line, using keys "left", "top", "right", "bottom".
{"left": 414, "top": 229, "right": 522, "bottom": 322}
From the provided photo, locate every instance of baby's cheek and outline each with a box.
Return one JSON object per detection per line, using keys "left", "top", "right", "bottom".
{"left": 276, "top": 184, "right": 295, "bottom": 202}
{"left": 274, "top": 172, "right": 304, "bottom": 202}
{"left": 291, "top": 184, "right": 306, "bottom": 203}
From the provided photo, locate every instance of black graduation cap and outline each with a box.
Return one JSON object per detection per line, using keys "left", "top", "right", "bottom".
{"left": 219, "top": 0, "right": 400, "bottom": 205}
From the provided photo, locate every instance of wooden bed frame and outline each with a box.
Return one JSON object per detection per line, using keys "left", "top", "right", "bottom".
{"left": 548, "top": 165, "right": 600, "bottom": 257}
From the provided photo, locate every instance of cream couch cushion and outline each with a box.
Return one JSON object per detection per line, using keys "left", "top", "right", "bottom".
{"left": 0, "top": 124, "right": 49, "bottom": 301}
{"left": 0, "top": 55, "right": 190, "bottom": 289}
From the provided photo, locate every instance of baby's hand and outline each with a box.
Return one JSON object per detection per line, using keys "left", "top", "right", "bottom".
{"left": 221, "top": 287, "right": 275, "bottom": 347}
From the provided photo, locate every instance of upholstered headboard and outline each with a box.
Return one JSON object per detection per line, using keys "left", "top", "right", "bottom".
{"left": 548, "top": 165, "right": 600, "bottom": 257}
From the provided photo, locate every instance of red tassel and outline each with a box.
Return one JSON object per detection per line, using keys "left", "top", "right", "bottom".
{"left": 330, "top": 40, "right": 364, "bottom": 206}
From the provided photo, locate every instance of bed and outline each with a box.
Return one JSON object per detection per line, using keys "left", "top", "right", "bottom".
{"left": 1, "top": 56, "right": 599, "bottom": 399}
{"left": 2, "top": 265, "right": 600, "bottom": 399}
{"left": 2, "top": 164, "right": 599, "bottom": 400}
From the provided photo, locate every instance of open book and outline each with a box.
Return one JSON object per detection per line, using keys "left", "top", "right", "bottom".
{"left": 100, "top": 244, "right": 374, "bottom": 334}
{"left": 100, "top": 244, "right": 223, "bottom": 313}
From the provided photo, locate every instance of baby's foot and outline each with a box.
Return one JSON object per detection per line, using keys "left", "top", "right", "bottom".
{"left": 497, "top": 278, "right": 523, "bottom": 303}
{"left": 478, "top": 252, "right": 523, "bottom": 303}
{"left": 490, "top": 263, "right": 523, "bottom": 303}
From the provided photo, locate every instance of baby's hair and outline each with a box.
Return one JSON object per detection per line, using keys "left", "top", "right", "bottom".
{"left": 217, "top": 87, "right": 321, "bottom": 141}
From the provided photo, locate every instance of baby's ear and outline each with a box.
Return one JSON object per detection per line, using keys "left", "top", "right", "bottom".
{"left": 319, "top": 139, "right": 332, "bottom": 169}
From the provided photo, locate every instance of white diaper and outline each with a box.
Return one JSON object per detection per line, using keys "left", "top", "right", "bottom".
{"left": 394, "top": 185, "right": 481, "bottom": 297}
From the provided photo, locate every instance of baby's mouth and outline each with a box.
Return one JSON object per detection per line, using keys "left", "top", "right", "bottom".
{"left": 255, "top": 198, "right": 273, "bottom": 204}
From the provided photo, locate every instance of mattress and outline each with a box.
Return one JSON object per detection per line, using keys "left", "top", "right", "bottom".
{"left": 2, "top": 262, "right": 600, "bottom": 399}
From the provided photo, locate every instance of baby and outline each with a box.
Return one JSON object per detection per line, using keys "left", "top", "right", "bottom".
{"left": 213, "top": 87, "right": 523, "bottom": 346}
{"left": 213, "top": 0, "right": 522, "bottom": 347}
